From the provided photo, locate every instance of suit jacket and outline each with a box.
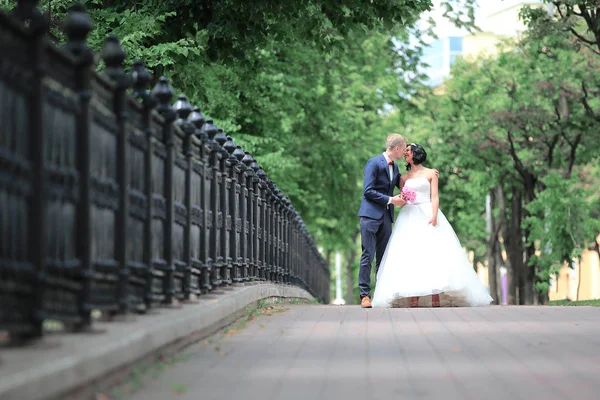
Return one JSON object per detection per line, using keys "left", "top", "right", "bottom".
{"left": 357, "top": 154, "right": 401, "bottom": 222}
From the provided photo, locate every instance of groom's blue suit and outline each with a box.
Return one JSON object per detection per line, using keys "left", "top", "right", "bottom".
{"left": 357, "top": 154, "right": 400, "bottom": 299}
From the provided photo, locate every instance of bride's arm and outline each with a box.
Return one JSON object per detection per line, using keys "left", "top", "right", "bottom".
{"left": 429, "top": 170, "right": 439, "bottom": 226}
{"left": 399, "top": 174, "right": 407, "bottom": 191}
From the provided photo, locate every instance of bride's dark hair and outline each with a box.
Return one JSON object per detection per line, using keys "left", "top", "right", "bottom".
{"left": 405, "top": 143, "right": 427, "bottom": 171}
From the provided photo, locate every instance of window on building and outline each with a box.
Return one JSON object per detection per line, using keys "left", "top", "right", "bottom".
{"left": 423, "top": 54, "right": 444, "bottom": 70}
{"left": 449, "top": 36, "right": 463, "bottom": 52}
{"left": 425, "top": 38, "right": 444, "bottom": 54}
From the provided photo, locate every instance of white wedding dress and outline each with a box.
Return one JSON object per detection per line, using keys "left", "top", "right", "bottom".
{"left": 371, "top": 177, "right": 493, "bottom": 308}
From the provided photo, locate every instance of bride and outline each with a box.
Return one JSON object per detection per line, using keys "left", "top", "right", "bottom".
{"left": 371, "top": 143, "right": 493, "bottom": 308}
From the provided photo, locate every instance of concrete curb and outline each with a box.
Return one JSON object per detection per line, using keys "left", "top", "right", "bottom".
{"left": 0, "top": 283, "right": 314, "bottom": 400}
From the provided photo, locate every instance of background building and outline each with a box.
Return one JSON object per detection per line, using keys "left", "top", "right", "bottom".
{"left": 418, "top": 0, "right": 466, "bottom": 86}
{"left": 421, "top": 36, "right": 463, "bottom": 86}
{"left": 419, "top": 1, "right": 541, "bottom": 86}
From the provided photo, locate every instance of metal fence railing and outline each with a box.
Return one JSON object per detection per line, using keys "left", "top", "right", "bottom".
{"left": 0, "top": 1, "right": 330, "bottom": 343}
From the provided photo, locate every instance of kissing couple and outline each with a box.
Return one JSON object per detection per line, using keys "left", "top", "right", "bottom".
{"left": 357, "top": 133, "right": 492, "bottom": 308}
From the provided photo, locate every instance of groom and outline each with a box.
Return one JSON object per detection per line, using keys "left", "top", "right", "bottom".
{"left": 357, "top": 133, "right": 407, "bottom": 308}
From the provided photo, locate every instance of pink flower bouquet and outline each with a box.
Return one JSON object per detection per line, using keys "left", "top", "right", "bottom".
{"left": 401, "top": 186, "right": 416, "bottom": 203}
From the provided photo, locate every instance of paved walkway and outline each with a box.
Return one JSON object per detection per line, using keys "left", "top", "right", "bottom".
{"left": 126, "top": 305, "right": 600, "bottom": 400}
{"left": 0, "top": 284, "right": 313, "bottom": 400}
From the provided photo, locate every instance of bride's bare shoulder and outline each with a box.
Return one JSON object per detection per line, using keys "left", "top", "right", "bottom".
{"left": 424, "top": 168, "right": 438, "bottom": 181}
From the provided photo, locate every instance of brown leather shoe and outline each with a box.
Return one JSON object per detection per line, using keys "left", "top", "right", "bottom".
{"left": 361, "top": 296, "right": 372, "bottom": 308}
{"left": 410, "top": 296, "right": 419, "bottom": 308}
{"left": 432, "top": 294, "right": 440, "bottom": 307}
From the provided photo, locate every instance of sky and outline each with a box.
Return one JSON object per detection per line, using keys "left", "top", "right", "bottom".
{"left": 476, "top": 0, "right": 536, "bottom": 19}
{"left": 475, "top": 0, "right": 542, "bottom": 28}
{"left": 424, "top": 0, "right": 541, "bottom": 37}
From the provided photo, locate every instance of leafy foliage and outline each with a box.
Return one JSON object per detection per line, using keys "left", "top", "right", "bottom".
{"left": 525, "top": 171, "right": 600, "bottom": 294}
{"left": 399, "top": 7, "right": 600, "bottom": 302}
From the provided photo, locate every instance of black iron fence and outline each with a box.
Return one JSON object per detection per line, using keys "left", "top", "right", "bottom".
{"left": 0, "top": 1, "right": 330, "bottom": 343}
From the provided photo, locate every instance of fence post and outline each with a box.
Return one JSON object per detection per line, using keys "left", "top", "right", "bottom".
{"left": 291, "top": 204, "right": 298, "bottom": 285}
{"left": 272, "top": 184, "right": 279, "bottom": 283}
{"left": 189, "top": 107, "right": 208, "bottom": 293}
{"left": 241, "top": 152, "right": 254, "bottom": 280}
{"left": 222, "top": 135, "right": 236, "bottom": 284}
{"left": 288, "top": 200, "right": 294, "bottom": 284}
{"left": 256, "top": 167, "right": 267, "bottom": 280}
{"left": 275, "top": 188, "right": 283, "bottom": 283}
{"left": 272, "top": 186, "right": 280, "bottom": 283}
{"left": 248, "top": 156, "right": 260, "bottom": 280}
{"left": 299, "top": 220, "right": 304, "bottom": 288}
{"left": 288, "top": 211, "right": 293, "bottom": 286}
{"left": 262, "top": 176, "right": 270, "bottom": 282}
{"left": 131, "top": 60, "right": 156, "bottom": 308}
{"left": 304, "top": 225, "right": 309, "bottom": 291}
{"left": 292, "top": 210, "right": 299, "bottom": 286}
{"left": 199, "top": 119, "right": 218, "bottom": 291}
{"left": 253, "top": 164, "right": 262, "bottom": 281}
{"left": 10, "top": 0, "right": 48, "bottom": 340}
{"left": 173, "top": 94, "right": 195, "bottom": 299}
{"left": 281, "top": 197, "right": 290, "bottom": 284}
{"left": 290, "top": 213, "right": 296, "bottom": 286}
{"left": 151, "top": 76, "right": 176, "bottom": 304}
{"left": 213, "top": 128, "right": 229, "bottom": 286}
{"left": 232, "top": 145, "right": 246, "bottom": 281}
{"left": 265, "top": 180, "right": 274, "bottom": 282}
{"left": 223, "top": 136, "right": 242, "bottom": 283}
{"left": 64, "top": 3, "right": 94, "bottom": 327}
{"left": 101, "top": 34, "right": 130, "bottom": 314}
{"left": 271, "top": 186, "right": 279, "bottom": 283}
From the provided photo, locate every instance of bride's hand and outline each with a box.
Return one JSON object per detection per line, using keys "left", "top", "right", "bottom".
{"left": 428, "top": 216, "right": 437, "bottom": 227}
{"left": 390, "top": 195, "right": 406, "bottom": 207}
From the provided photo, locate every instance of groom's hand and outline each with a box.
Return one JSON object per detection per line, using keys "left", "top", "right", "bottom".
{"left": 433, "top": 169, "right": 440, "bottom": 178}
{"left": 390, "top": 195, "right": 406, "bottom": 207}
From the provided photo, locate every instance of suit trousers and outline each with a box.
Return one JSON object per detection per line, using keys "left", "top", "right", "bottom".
{"left": 358, "top": 210, "right": 392, "bottom": 298}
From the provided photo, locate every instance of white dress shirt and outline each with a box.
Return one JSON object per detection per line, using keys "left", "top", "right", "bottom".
{"left": 382, "top": 152, "right": 394, "bottom": 180}
{"left": 383, "top": 153, "right": 394, "bottom": 205}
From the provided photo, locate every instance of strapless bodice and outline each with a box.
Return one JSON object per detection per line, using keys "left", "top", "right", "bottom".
{"left": 404, "top": 177, "right": 431, "bottom": 205}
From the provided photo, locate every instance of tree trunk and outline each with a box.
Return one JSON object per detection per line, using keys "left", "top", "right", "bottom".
{"left": 538, "top": 289, "right": 549, "bottom": 305}
{"left": 345, "top": 259, "right": 355, "bottom": 305}
{"left": 486, "top": 190, "right": 499, "bottom": 305}
{"left": 345, "top": 230, "right": 360, "bottom": 304}
{"left": 325, "top": 249, "right": 333, "bottom": 269}
{"left": 495, "top": 248, "right": 504, "bottom": 303}
{"left": 497, "top": 186, "right": 518, "bottom": 304}
{"left": 576, "top": 257, "right": 582, "bottom": 301}
{"left": 523, "top": 241, "right": 537, "bottom": 305}
{"left": 522, "top": 178, "right": 537, "bottom": 305}
{"left": 594, "top": 237, "right": 600, "bottom": 268}
{"left": 507, "top": 188, "right": 526, "bottom": 304}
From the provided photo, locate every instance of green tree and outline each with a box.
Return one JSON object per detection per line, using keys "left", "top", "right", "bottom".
{"left": 407, "top": 31, "right": 600, "bottom": 304}
{"left": 525, "top": 171, "right": 600, "bottom": 296}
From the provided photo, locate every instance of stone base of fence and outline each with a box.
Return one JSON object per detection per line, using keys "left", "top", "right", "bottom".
{"left": 0, "top": 283, "right": 314, "bottom": 400}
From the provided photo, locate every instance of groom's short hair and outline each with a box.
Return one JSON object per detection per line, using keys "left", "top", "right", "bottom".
{"left": 386, "top": 133, "right": 406, "bottom": 150}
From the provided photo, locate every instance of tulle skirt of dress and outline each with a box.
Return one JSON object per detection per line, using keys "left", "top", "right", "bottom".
{"left": 371, "top": 203, "right": 493, "bottom": 308}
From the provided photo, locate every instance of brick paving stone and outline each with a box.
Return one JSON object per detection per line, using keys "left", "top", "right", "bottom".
{"left": 128, "top": 305, "right": 600, "bottom": 400}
